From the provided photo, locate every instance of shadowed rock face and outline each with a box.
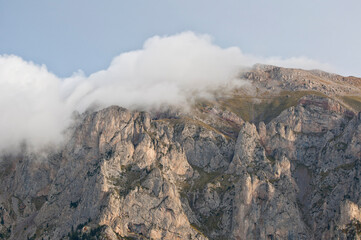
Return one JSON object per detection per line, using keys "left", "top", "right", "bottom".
{"left": 1, "top": 66, "right": 361, "bottom": 240}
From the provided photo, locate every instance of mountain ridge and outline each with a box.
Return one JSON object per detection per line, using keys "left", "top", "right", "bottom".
{"left": 1, "top": 65, "right": 361, "bottom": 239}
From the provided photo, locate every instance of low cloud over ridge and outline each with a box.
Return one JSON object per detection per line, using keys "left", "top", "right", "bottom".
{"left": 0, "top": 31, "right": 333, "bottom": 151}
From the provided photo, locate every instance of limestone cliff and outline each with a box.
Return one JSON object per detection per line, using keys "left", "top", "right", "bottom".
{"left": 1, "top": 65, "right": 361, "bottom": 240}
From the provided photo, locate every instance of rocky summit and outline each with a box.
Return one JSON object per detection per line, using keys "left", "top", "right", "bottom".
{"left": 1, "top": 65, "right": 361, "bottom": 240}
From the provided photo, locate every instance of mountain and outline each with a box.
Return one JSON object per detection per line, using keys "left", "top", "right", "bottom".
{"left": 1, "top": 65, "right": 361, "bottom": 240}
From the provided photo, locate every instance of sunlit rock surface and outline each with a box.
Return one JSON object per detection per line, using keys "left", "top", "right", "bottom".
{"left": 1, "top": 65, "right": 361, "bottom": 239}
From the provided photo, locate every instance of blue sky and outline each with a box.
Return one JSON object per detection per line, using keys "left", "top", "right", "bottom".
{"left": 1, "top": 0, "right": 361, "bottom": 77}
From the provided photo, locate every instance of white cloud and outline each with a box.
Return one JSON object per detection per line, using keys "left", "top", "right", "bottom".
{"left": 0, "top": 55, "right": 72, "bottom": 152}
{"left": 0, "top": 31, "right": 333, "bottom": 151}
{"left": 68, "top": 32, "right": 246, "bottom": 111}
{"left": 261, "top": 56, "right": 334, "bottom": 72}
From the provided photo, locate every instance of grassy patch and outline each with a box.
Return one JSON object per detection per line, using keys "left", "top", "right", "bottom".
{"left": 313, "top": 198, "right": 324, "bottom": 209}
{"left": 335, "top": 142, "right": 348, "bottom": 151}
{"left": 340, "top": 95, "right": 361, "bottom": 112}
{"left": 70, "top": 199, "right": 80, "bottom": 208}
{"left": 156, "top": 117, "right": 233, "bottom": 140}
{"left": 31, "top": 195, "right": 47, "bottom": 211}
{"left": 0, "top": 160, "right": 14, "bottom": 180}
{"left": 0, "top": 226, "right": 11, "bottom": 239}
{"left": 320, "top": 171, "right": 329, "bottom": 181}
{"left": 180, "top": 166, "right": 234, "bottom": 239}
{"left": 190, "top": 223, "right": 207, "bottom": 237}
{"left": 68, "top": 224, "right": 106, "bottom": 240}
{"left": 267, "top": 155, "right": 276, "bottom": 165}
{"left": 183, "top": 165, "right": 234, "bottom": 194}
{"left": 217, "top": 91, "right": 326, "bottom": 124}
{"left": 268, "top": 178, "right": 280, "bottom": 184}
{"left": 201, "top": 211, "right": 222, "bottom": 231}
{"left": 320, "top": 185, "right": 334, "bottom": 198}
{"left": 192, "top": 210, "right": 228, "bottom": 240}
{"left": 335, "top": 161, "right": 356, "bottom": 171}
{"left": 186, "top": 165, "right": 221, "bottom": 192}
{"left": 108, "top": 168, "right": 144, "bottom": 197}
{"left": 342, "top": 219, "right": 361, "bottom": 238}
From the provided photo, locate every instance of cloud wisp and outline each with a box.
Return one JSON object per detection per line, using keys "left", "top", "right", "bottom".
{"left": 0, "top": 31, "right": 333, "bottom": 152}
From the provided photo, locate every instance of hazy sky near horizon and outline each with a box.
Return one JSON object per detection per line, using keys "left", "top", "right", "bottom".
{"left": 1, "top": 0, "right": 361, "bottom": 77}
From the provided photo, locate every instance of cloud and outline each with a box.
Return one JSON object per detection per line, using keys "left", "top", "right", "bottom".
{"left": 67, "top": 32, "right": 246, "bottom": 111}
{"left": 0, "top": 31, "right": 333, "bottom": 152}
{"left": 261, "top": 56, "right": 333, "bottom": 72}
{"left": 0, "top": 55, "right": 72, "bottom": 152}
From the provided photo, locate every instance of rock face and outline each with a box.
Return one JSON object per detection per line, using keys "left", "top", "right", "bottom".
{"left": 1, "top": 65, "right": 361, "bottom": 240}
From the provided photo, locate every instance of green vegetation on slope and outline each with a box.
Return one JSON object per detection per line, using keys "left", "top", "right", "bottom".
{"left": 68, "top": 225, "right": 105, "bottom": 240}
{"left": 217, "top": 91, "right": 326, "bottom": 124}
{"left": 340, "top": 95, "right": 361, "bottom": 112}
{"left": 180, "top": 165, "right": 235, "bottom": 239}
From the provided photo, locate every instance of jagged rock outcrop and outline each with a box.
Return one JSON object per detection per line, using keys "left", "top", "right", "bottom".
{"left": 1, "top": 65, "right": 361, "bottom": 240}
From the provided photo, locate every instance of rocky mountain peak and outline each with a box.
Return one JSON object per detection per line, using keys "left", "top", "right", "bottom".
{"left": 1, "top": 65, "right": 361, "bottom": 239}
